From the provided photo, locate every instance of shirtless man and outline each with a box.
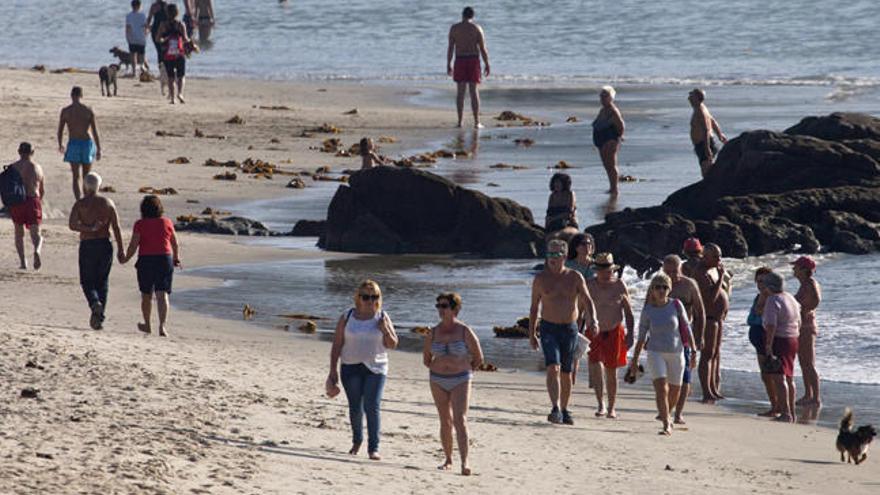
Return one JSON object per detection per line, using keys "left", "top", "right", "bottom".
{"left": 58, "top": 86, "right": 102, "bottom": 200}
{"left": 693, "top": 243, "right": 728, "bottom": 403}
{"left": 529, "top": 239, "right": 597, "bottom": 425}
{"left": 585, "top": 253, "right": 634, "bottom": 419}
{"left": 447, "top": 6, "right": 490, "bottom": 129}
{"left": 689, "top": 88, "right": 728, "bottom": 178}
{"left": 662, "top": 254, "right": 706, "bottom": 423}
{"left": 792, "top": 256, "right": 822, "bottom": 406}
{"left": 6, "top": 143, "right": 44, "bottom": 270}
{"left": 181, "top": 0, "right": 196, "bottom": 37}
{"left": 69, "top": 173, "right": 126, "bottom": 330}
{"left": 681, "top": 237, "right": 703, "bottom": 279}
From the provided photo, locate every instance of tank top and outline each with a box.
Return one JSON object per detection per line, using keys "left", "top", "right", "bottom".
{"left": 150, "top": 2, "right": 168, "bottom": 37}
{"left": 340, "top": 309, "right": 389, "bottom": 375}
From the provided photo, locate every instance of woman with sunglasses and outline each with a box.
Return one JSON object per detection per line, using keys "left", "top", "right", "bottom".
{"left": 328, "top": 280, "right": 398, "bottom": 460}
{"left": 565, "top": 233, "right": 596, "bottom": 281}
{"left": 423, "top": 293, "right": 483, "bottom": 476}
{"left": 629, "top": 273, "right": 696, "bottom": 435}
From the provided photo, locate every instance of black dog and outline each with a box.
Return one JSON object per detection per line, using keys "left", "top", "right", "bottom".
{"left": 110, "top": 46, "right": 149, "bottom": 73}
{"left": 837, "top": 408, "right": 876, "bottom": 465}
{"left": 99, "top": 64, "right": 119, "bottom": 97}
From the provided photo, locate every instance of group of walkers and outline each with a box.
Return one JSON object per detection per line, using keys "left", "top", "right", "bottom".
{"left": 3, "top": 84, "right": 182, "bottom": 336}
{"left": 324, "top": 235, "right": 823, "bottom": 473}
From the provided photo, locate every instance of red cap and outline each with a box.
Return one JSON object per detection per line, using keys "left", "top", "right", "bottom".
{"left": 682, "top": 237, "right": 703, "bottom": 253}
{"left": 791, "top": 256, "right": 816, "bottom": 270}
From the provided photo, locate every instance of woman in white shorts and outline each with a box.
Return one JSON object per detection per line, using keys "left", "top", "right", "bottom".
{"left": 629, "top": 273, "right": 696, "bottom": 435}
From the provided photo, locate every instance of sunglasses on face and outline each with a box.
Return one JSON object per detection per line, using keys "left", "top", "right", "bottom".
{"left": 546, "top": 251, "right": 565, "bottom": 259}
{"left": 435, "top": 303, "right": 451, "bottom": 309}
{"left": 359, "top": 294, "right": 380, "bottom": 302}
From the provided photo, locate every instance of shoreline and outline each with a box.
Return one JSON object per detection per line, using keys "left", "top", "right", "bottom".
{"left": 2, "top": 67, "right": 879, "bottom": 493}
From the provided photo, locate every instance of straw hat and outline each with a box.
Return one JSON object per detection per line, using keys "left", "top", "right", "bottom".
{"left": 592, "top": 252, "right": 619, "bottom": 270}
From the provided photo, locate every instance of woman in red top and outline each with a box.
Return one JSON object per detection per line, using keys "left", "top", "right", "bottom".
{"left": 122, "top": 195, "right": 180, "bottom": 337}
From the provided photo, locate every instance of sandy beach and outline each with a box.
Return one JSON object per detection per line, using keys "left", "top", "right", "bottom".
{"left": 1, "top": 68, "right": 878, "bottom": 494}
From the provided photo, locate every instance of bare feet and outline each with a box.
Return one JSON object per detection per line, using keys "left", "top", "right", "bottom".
{"left": 455, "top": 122, "right": 463, "bottom": 128}
{"left": 437, "top": 459, "right": 452, "bottom": 471}
{"left": 33, "top": 251, "right": 41, "bottom": 270}
{"left": 137, "top": 322, "right": 151, "bottom": 334}
{"left": 606, "top": 410, "right": 618, "bottom": 419}
{"left": 158, "top": 327, "right": 169, "bottom": 337}
{"left": 474, "top": 122, "right": 484, "bottom": 129}
{"left": 368, "top": 451, "right": 381, "bottom": 461}
{"left": 595, "top": 406, "right": 606, "bottom": 418}
{"left": 348, "top": 443, "right": 361, "bottom": 455}
{"left": 700, "top": 397, "right": 716, "bottom": 405}
{"left": 774, "top": 414, "right": 795, "bottom": 423}
{"left": 673, "top": 416, "right": 686, "bottom": 425}
{"left": 19, "top": 262, "right": 27, "bottom": 270}
{"left": 461, "top": 465, "right": 472, "bottom": 476}
{"left": 757, "top": 409, "right": 779, "bottom": 418}
{"left": 659, "top": 422, "right": 672, "bottom": 436}
{"left": 177, "top": 94, "right": 186, "bottom": 104}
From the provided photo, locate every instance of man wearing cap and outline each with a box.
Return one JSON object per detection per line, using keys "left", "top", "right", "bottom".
{"left": 585, "top": 253, "right": 634, "bottom": 419}
{"left": 6, "top": 143, "right": 44, "bottom": 270}
{"left": 662, "top": 254, "right": 706, "bottom": 424}
{"left": 529, "top": 239, "right": 598, "bottom": 425}
{"left": 760, "top": 271, "right": 801, "bottom": 422}
{"left": 689, "top": 88, "right": 728, "bottom": 177}
{"left": 681, "top": 237, "right": 703, "bottom": 279}
{"left": 792, "top": 256, "right": 822, "bottom": 406}
{"left": 693, "top": 243, "right": 728, "bottom": 403}
{"left": 69, "top": 172, "right": 126, "bottom": 330}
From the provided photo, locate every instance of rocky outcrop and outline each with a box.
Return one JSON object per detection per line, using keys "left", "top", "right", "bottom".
{"left": 319, "top": 167, "right": 544, "bottom": 257}
{"left": 289, "top": 220, "right": 326, "bottom": 237}
{"left": 175, "top": 216, "right": 277, "bottom": 236}
{"left": 587, "top": 113, "right": 880, "bottom": 274}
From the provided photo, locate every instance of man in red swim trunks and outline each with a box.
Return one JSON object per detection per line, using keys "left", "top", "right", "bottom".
{"left": 6, "top": 142, "right": 45, "bottom": 270}
{"left": 447, "top": 6, "right": 490, "bottom": 129}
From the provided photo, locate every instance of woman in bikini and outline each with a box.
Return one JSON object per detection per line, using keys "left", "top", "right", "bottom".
{"left": 592, "top": 86, "right": 625, "bottom": 196}
{"left": 327, "top": 280, "right": 398, "bottom": 460}
{"left": 423, "top": 293, "right": 483, "bottom": 476}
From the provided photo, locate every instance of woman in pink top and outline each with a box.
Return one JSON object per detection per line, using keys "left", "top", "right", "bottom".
{"left": 760, "top": 271, "right": 801, "bottom": 423}
{"left": 121, "top": 195, "right": 180, "bottom": 337}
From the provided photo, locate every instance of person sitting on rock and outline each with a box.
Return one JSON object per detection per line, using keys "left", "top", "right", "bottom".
{"left": 545, "top": 173, "right": 578, "bottom": 233}
{"left": 359, "top": 138, "right": 387, "bottom": 170}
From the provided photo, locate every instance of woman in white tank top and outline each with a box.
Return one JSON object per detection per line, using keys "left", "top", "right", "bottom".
{"left": 328, "top": 280, "right": 398, "bottom": 460}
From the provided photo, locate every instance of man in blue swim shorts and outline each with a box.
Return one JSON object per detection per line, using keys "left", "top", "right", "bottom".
{"left": 529, "top": 239, "right": 598, "bottom": 426}
{"left": 58, "top": 86, "right": 102, "bottom": 200}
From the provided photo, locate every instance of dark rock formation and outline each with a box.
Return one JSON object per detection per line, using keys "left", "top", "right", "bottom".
{"left": 175, "top": 216, "right": 276, "bottom": 236}
{"left": 587, "top": 113, "right": 880, "bottom": 274}
{"left": 319, "top": 167, "right": 544, "bottom": 257}
{"left": 290, "top": 220, "right": 326, "bottom": 237}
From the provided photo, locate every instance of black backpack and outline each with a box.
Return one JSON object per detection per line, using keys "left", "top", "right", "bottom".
{"left": 0, "top": 165, "right": 27, "bottom": 207}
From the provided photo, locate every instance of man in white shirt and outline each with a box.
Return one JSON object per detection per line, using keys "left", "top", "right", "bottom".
{"left": 125, "top": 0, "right": 148, "bottom": 77}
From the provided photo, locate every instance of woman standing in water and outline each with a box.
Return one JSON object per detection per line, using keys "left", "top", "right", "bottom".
{"left": 423, "top": 293, "right": 483, "bottom": 476}
{"left": 592, "top": 86, "right": 625, "bottom": 196}
{"left": 328, "top": 280, "right": 398, "bottom": 460}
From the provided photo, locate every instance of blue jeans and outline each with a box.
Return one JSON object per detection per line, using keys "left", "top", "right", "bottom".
{"left": 341, "top": 363, "right": 386, "bottom": 453}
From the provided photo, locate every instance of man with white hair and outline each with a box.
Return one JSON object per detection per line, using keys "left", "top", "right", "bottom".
{"left": 68, "top": 172, "right": 126, "bottom": 330}
{"left": 529, "top": 239, "right": 598, "bottom": 425}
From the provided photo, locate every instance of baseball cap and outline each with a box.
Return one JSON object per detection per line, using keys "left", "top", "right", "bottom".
{"left": 682, "top": 237, "right": 703, "bottom": 253}
{"left": 791, "top": 256, "right": 816, "bottom": 271}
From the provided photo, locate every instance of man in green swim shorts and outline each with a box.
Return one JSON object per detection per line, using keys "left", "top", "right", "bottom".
{"left": 58, "top": 86, "right": 102, "bottom": 200}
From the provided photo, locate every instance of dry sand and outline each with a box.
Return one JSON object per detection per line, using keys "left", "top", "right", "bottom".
{"left": 1, "top": 68, "right": 878, "bottom": 494}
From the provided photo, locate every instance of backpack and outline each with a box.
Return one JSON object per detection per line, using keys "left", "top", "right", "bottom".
{"left": 0, "top": 165, "right": 26, "bottom": 207}
{"left": 164, "top": 24, "right": 184, "bottom": 60}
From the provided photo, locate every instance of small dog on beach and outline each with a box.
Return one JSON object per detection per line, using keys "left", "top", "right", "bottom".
{"left": 99, "top": 64, "right": 120, "bottom": 97}
{"left": 109, "top": 46, "right": 149, "bottom": 73}
{"left": 837, "top": 408, "right": 876, "bottom": 465}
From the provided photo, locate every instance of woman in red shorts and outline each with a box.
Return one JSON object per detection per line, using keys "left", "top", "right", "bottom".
{"left": 760, "top": 271, "right": 801, "bottom": 423}
{"left": 122, "top": 195, "right": 180, "bottom": 337}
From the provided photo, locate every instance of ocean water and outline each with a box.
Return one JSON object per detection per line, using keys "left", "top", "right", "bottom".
{"left": 5, "top": 1, "right": 877, "bottom": 424}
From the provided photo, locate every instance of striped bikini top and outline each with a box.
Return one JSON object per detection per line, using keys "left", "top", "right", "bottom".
{"left": 431, "top": 326, "right": 469, "bottom": 358}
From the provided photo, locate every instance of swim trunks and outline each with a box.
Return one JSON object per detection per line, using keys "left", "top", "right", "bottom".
{"left": 9, "top": 196, "right": 42, "bottom": 228}
{"left": 587, "top": 323, "right": 628, "bottom": 368}
{"left": 64, "top": 139, "right": 97, "bottom": 165}
{"left": 453, "top": 54, "right": 481, "bottom": 84}
{"left": 540, "top": 320, "right": 578, "bottom": 373}
{"left": 769, "top": 336, "right": 798, "bottom": 377}
{"left": 693, "top": 137, "right": 718, "bottom": 163}
{"left": 128, "top": 43, "right": 146, "bottom": 55}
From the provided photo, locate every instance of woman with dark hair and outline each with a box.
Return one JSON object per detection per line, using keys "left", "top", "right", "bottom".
{"left": 566, "top": 233, "right": 595, "bottom": 280}
{"left": 157, "top": 3, "right": 192, "bottom": 104}
{"left": 147, "top": 0, "right": 169, "bottom": 95}
{"left": 121, "top": 195, "right": 180, "bottom": 337}
{"left": 328, "top": 280, "right": 398, "bottom": 460}
{"left": 423, "top": 292, "right": 483, "bottom": 476}
{"left": 747, "top": 267, "right": 778, "bottom": 417}
{"left": 545, "top": 173, "right": 577, "bottom": 232}
{"left": 592, "top": 86, "right": 625, "bottom": 196}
